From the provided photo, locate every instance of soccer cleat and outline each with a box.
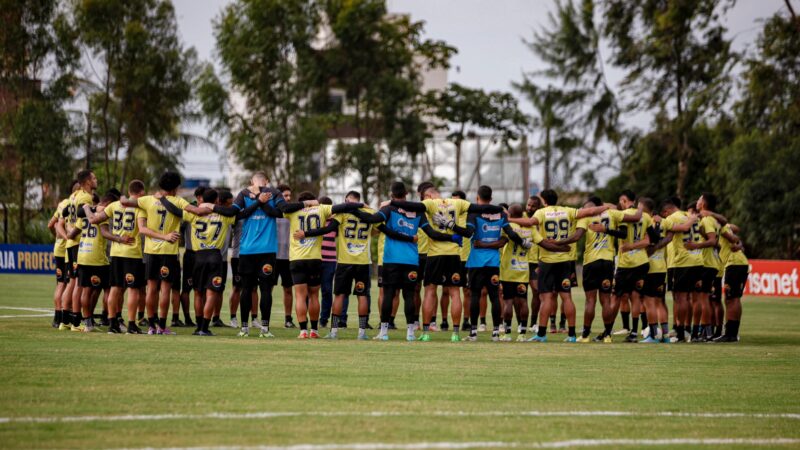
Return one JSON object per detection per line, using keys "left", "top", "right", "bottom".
{"left": 138, "top": 318, "right": 148, "bottom": 327}
{"left": 531, "top": 324, "right": 539, "bottom": 334}
{"left": 466, "top": 334, "right": 478, "bottom": 342}
{"left": 71, "top": 324, "right": 85, "bottom": 332}
{"left": 660, "top": 336, "right": 671, "bottom": 344}
{"left": 549, "top": 325, "right": 558, "bottom": 334}
{"left": 297, "top": 330, "right": 309, "bottom": 339}
{"left": 712, "top": 335, "right": 739, "bottom": 343}
{"left": 388, "top": 322, "right": 397, "bottom": 330}
{"left": 230, "top": 317, "right": 239, "bottom": 328}
{"left": 450, "top": 333, "right": 461, "bottom": 342}
{"left": 212, "top": 318, "right": 226, "bottom": 327}
{"left": 171, "top": 319, "right": 185, "bottom": 328}
{"left": 429, "top": 322, "right": 439, "bottom": 332}
{"left": 357, "top": 334, "right": 369, "bottom": 340}
{"left": 147, "top": 327, "right": 157, "bottom": 335}
{"left": 613, "top": 328, "right": 630, "bottom": 336}
{"left": 237, "top": 330, "right": 249, "bottom": 337}
{"left": 107, "top": 326, "right": 122, "bottom": 334}
{"left": 498, "top": 323, "right": 506, "bottom": 334}
{"left": 323, "top": 333, "right": 338, "bottom": 340}
{"left": 418, "top": 333, "right": 431, "bottom": 342}
{"left": 374, "top": 333, "right": 389, "bottom": 341}
{"left": 640, "top": 336, "right": 659, "bottom": 343}
{"left": 126, "top": 323, "right": 143, "bottom": 334}
{"left": 528, "top": 335, "right": 547, "bottom": 343}
{"left": 517, "top": 325, "right": 522, "bottom": 334}
{"left": 491, "top": 333, "right": 500, "bottom": 342}
{"left": 576, "top": 336, "right": 591, "bottom": 343}
{"left": 516, "top": 334, "right": 527, "bottom": 342}
{"left": 199, "top": 330, "right": 214, "bottom": 336}
{"left": 58, "top": 323, "right": 71, "bottom": 331}
{"left": 624, "top": 334, "right": 638, "bottom": 343}
{"left": 284, "top": 320, "right": 296, "bottom": 329}
{"left": 365, "top": 323, "right": 374, "bottom": 330}
{"left": 478, "top": 323, "right": 487, "bottom": 332}
{"left": 669, "top": 336, "right": 680, "bottom": 343}
{"left": 184, "top": 319, "right": 196, "bottom": 328}
{"left": 563, "top": 336, "right": 577, "bottom": 343}
{"left": 440, "top": 321, "right": 449, "bottom": 331}
{"left": 499, "top": 334, "right": 512, "bottom": 342}
{"left": 192, "top": 330, "right": 202, "bottom": 336}
{"left": 157, "top": 327, "right": 176, "bottom": 335}
{"left": 642, "top": 327, "right": 651, "bottom": 339}
{"left": 309, "top": 330, "right": 320, "bottom": 339}
{"left": 603, "top": 336, "right": 613, "bottom": 344}
{"left": 259, "top": 330, "right": 275, "bottom": 338}
{"left": 251, "top": 319, "right": 260, "bottom": 329}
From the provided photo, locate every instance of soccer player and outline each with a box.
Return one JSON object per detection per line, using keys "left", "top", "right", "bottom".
{"left": 508, "top": 189, "right": 609, "bottom": 342}
{"left": 639, "top": 198, "right": 670, "bottom": 343}
{"left": 318, "top": 196, "right": 338, "bottom": 328}
{"left": 84, "top": 180, "right": 147, "bottom": 334}
{"left": 177, "top": 186, "right": 208, "bottom": 328}
{"left": 417, "top": 184, "right": 504, "bottom": 341}
{"left": 227, "top": 208, "right": 244, "bottom": 328}
{"left": 659, "top": 197, "right": 702, "bottom": 342}
{"left": 447, "top": 190, "right": 472, "bottom": 332}
{"left": 685, "top": 192, "right": 723, "bottom": 342}
{"left": 560, "top": 196, "right": 635, "bottom": 342}
{"left": 415, "top": 182, "right": 432, "bottom": 331}
{"left": 284, "top": 192, "right": 363, "bottom": 338}
{"left": 716, "top": 223, "right": 748, "bottom": 342}
{"left": 276, "top": 184, "right": 295, "bottom": 328}
{"left": 49, "top": 180, "right": 78, "bottom": 328}
{"left": 69, "top": 191, "right": 117, "bottom": 331}
{"left": 119, "top": 171, "right": 212, "bottom": 335}
{"left": 298, "top": 191, "right": 376, "bottom": 340}
{"left": 524, "top": 196, "right": 542, "bottom": 333}
{"left": 178, "top": 189, "right": 236, "bottom": 336}
{"left": 352, "top": 181, "right": 458, "bottom": 341}
{"left": 60, "top": 169, "right": 97, "bottom": 331}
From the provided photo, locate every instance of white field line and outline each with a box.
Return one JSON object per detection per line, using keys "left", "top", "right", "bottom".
{"left": 0, "top": 305, "right": 51, "bottom": 319}
{"left": 114, "top": 438, "right": 800, "bottom": 450}
{"left": 0, "top": 306, "right": 51, "bottom": 312}
{"left": 0, "top": 314, "right": 51, "bottom": 319}
{"left": 2, "top": 410, "right": 800, "bottom": 424}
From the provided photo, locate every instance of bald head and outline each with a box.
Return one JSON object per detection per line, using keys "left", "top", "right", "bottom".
{"left": 508, "top": 204, "right": 523, "bottom": 218}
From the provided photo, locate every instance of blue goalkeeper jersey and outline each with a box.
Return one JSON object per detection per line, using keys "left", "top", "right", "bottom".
{"left": 465, "top": 212, "right": 508, "bottom": 269}
{"left": 379, "top": 205, "right": 430, "bottom": 266}
{"left": 233, "top": 187, "right": 285, "bottom": 255}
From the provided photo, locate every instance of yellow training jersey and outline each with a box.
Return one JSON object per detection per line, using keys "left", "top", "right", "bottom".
{"left": 335, "top": 208, "right": 375, "bottom": 265}
{"left": 617, "top": 210, "right": 652, "bottom": 269}
{"left": 422, "top": 198, "right": 470, "bottom": 257}
{"left": 53, "top": 198, "right": 70, "bottom": 257}
{"left": 662, "top": 210, "right": 703, "bottom": 268}
{"left": 75, "top": 216, "right": 109, "bottom": 266}
{"left": 64, "top": 189, "right": 94, "bottom": 249}
{"left": 460, "top": 236, "right": 471, "bottom": 262}
{"left": 286, "top": 204, "right": 333, "bottom": 261}
{"left": 699, "top": 216, "right": 722, "bottom": 269}
{"left": 576, "top": 209, "right": 624, "bottom": 265}
{"left": 648, "top": 221, "right": 667, "bottom": 274}
{"left": 524, "top": 211, "right": 539, "bottom": 264}
{"left": 533, "top": 206, "right": 577, "bottom": 264}
{"left": 417, "top": 229, "right": 429, "bottom": 256}
{"left": 104, "top": 200, "right": 144, "bottom": 259}
{"left": 377, "top": 233, "right": 386, "bottom": 266}
{"left": 719, "top": 224, "right": 748, "bottom": 267}
{"left": 137, "top": 195, "right": 189, "bottom": 255}
{"left": 182, "top": 211, "right": 235, "bottom": 251}
{"left": 500, "top": 223, "right": 543, "bottom": 282}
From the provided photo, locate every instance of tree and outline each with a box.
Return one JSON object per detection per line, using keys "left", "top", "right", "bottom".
{"left": 0, "top": 0, "right": 78, "bottom": 242}
{"left": 426, "top": 83, "right": 526, "bottom": 188}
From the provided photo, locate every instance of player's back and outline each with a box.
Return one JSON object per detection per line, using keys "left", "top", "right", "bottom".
{"left": 466, "top": 211, "right": 507, "bottom": 268}
{"left": 534, "top": 205, "right": 575, "bottom": 264}
{"left": 381, "top": 205, "right": 423, "bottom": 266}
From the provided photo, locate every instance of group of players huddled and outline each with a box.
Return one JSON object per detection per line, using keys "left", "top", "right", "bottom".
{"left": 48, "top": 168, "right": 748, "bottom": 343}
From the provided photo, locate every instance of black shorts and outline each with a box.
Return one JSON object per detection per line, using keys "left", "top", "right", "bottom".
{"left": 642, "top": 272, "right": 667, "bottom": 298}
{"left": 724, "top": 265, "right": 748, "bottom": 299}
{"left": 290, "top": 259, "right": 322, "bottom": 287}
{"left": 467, "top": 267, "right": 500, "bottom": 292}
{"left": 55, "top": 256, "right": 68, "bottom": 283}
{"left": 382, "top": 263, "right": 420, "bottom": 287}
{"left": 699, "top": 267, "right": 719, "bottom": 294}
{"left": 672, "top": 266, "right": 703, "bottom": 293}
{"left": 582, "top": 260, "right": 614, "bottom": 293}
{"left": 528, "top": 263, "right": 539, "bottom": 283}
{"left": 79, "top": 265, "right": 110, "bottom": 289}
{"left": 538, "top": 261, "right": 573, "bottom": 293}
{"left": 569, "top": 260, "right": 579, "bottom": 287}
{"left": 111, "top": 256, "right": 145, "bottom": 288}
{"left": 424, "top": 255, "right": 463, "bottom": 287}
{"left": 182, "top": 250, "right": 195, "bottom": 293}
{"left": 239, "top": 253, "right": 277, "bottom": 288}
{"left": 66, "top": 246, "right": 79, "bottom": 278}
{"left": 193, "top": 250, "right": 226, "bottom": 293}
{"left": 334, "top": 264, "right": 370, "bottom": 295}
{"left": 230, "top": 257, "right": 242, "bottom": 288}
{"left": 276, "top": 259, "right": 293, "bottom": 288}
{"left": 459, "top": 261, "right": 469, "bottom": 288}
{"left": 418, "top": 254, "right": 428, "bottom": 284}
{"left": 613, "top": 263, "right": 649, "bottom": 296}
{"left": 501, "top": 281, "right": 528, "bottom": 299}
{"left": 144, "top": 253, "right": 180, "bottom": 284}
{"left": 377, "top": 265, "right": 384, "bottom": 288}
{"left": 710, "top": 276, "right": 723, "bottom": 302}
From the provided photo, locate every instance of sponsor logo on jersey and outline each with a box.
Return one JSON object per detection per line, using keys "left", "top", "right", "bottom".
{"left": 396, "top": 218, "right": 416, "bottom": 230}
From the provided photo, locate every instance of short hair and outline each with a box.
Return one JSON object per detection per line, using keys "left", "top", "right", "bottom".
{"left": 686, "top": 202, "right": 697, "bottom": 212}
{"left": 639, "top": 197, "right": 655, "bottom": 213}
{"left": 128, "top": 180, "right": 145, "bottom": 195}
{"left": 107, "top": 187, "right": 122, "bottom": 198}
{"left": 277, "top": 184, "right": 291, "bottom": 193}
{"left": 158, "top": 171, "right": 182, "bottom": 192}
{"left": 67, "top": 179, "right": 79, "bottom": 192}
{"left": 76, "top": 169, "right": 93, "bottom": 184}
{"left": 452, "top": 190, "right": 467, "bottom": 200}
{"left": 345, "top": 190, "right": 361, "bottom": 201}
{"left": 527, "top": 195, "right": 542, "bottom": 207}
{"left": 101, "top": 190, "right": 119, "bottom": 204}
{"left": 392, "top": 181, "right": 408, "bottom": 199}
{"left": 499, "top": 202, "right": 509, "bottom": 210}
{"left": 476, "top": 185, "right": 492, "bottom": 201}
{"left": 417, "top": 181, "right": 434, "bottom": 194}
{"left": 200, "top": 189, "right": 217, "bottom": 203}
{"left": 620, "top": 189, "right": 636, "bottom": 202}
{"left": 670, "top": 196, "right": 682, "bottom": 209}
{"left": 660, "top": 197, "right": 677, "bottom": 212}
{"left": 701, "top": 192, "right": 717, "bottom": 211}
{"left": 540, "top": 189, "right": 558, "bottom": 206}
{"left": 218, "top": 190, "right": 233, "bottom": 204}
{"left": 252, "top": 172, "right": 268, "bottom": 182}
{"left": 298, "top": 191, "right": 317, "bottom": 202}
{"left": 318, "top": 196, "right": 332, "bottom": 205}
{"left": 92, "top": 193, "right": 100, "bottom": 204}
{"left": 194, "top": 186, "right": 207, "bottom": 198}
{"left": 508, "top": 204, "right": 523, "bottom": 218}
{"left": 587, "top": 195, "right": 603, "bottom": 207}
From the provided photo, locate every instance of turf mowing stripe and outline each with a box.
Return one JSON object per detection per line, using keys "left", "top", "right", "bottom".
{"left": 0, "top": 306, "right": 52, "bottom": 312}
{"left": 114, "top": 437, "right": 800, "bottom": 449}
{"left": 0, "top": 314, "right": 52, "bottom": 319}
{"left": 3, "top": 410, "right": 800, "bottom": 424}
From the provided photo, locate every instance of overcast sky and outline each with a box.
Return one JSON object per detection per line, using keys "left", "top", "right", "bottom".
{"left": 172, "top": 0, "right": 789, "bottom": 182}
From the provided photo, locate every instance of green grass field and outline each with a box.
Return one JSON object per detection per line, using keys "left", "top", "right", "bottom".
{"left": 1, "top": 273, "right": 800, "bottom": 449}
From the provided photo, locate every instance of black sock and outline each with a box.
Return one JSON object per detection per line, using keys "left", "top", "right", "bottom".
{"left": 285, "top": 315, "right": 292, "bottom": 322}
{"left": 252, "top": 314, "right": 258, "bottom": 322}
{"left": 581, "top": 326, "right": 591, "bottom": 339}
{"left": 604, "top": 322, "right": 613, "bottom": 337}
{"left": 390, "top": 316, "right": 396, "bottom": 326}
{"left": 148, "top": 316, "right": 156, "bottom": 328}
{"left": 158, "top": 317, "right": 167, "bottom": 329}
{"left": 480, "top": 317, "right": 486, "bottom": 325}
{"left": 431, "top": 315, "right": 437, "bottom": 324}
{"left": 231, "top": 314, "right": 237, "bottom": 321}
{"left": 203, "top": 317, "right": 211, "bottom": 332}
{"left": 559, "top": 313, "right": 566, "bottom": 329}
{"left": 358, "top": 315, "right": 368, "bottom": 329}
{"left": 311, "top": 320, "right": 318, "bottom": 330}
{"left": 621, "top": 312, "right": 630, "bottom": 330}
{"left": 504, "top": 319, "right": 512, "bottom": 330}
{"left": 73, "top": 313, "right": 82, "bottom": 326}
{"left": 676, "top": 325, "right": 685, "bottom": 340}
{"left": 138, "top": 311, "right": 144, "bottom": 320}
{"left": 649, "top": 323, "right": 659, "bottom": 338}
{"left": 641, "top": 313, "right": 648, "bottom": 329}
{"left": 537, "top": 325, "right": 547, "bottom": 337}
{"left": 213, "top": 315, "right": 220, "bottom": 322}
{"left": 128, "top": 320, "right": 136, "bottom": 330}
{"left": 54, "top": 310, "right": 61, "bottom": 323}
{"left": 332, "top": 314, "right": 340, "bottom": 328}
{"left": 172, "top": 313, "right": 178, "bottom": 322}
{"left": 299, "top": 321, "right": 308, "bottom": 330}
{"left": 195, "top": 317, "right": 202, "bottom": 331}
{"left": 568, "top": 326, "right": 576, "bottom": 337}
{"left": 631, "top": 317, "right": 639, "bottom": 335}
{"left": 726, "top": 320, "right": 740, "bottom": 338}
{"left": 549, "top": 314, "right": 556, "bottom": 327}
